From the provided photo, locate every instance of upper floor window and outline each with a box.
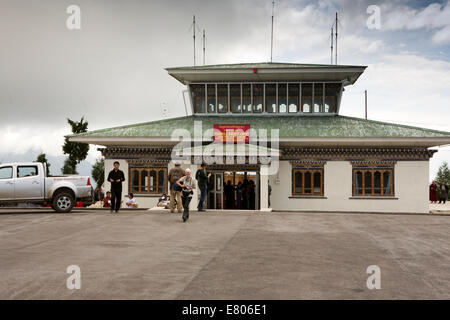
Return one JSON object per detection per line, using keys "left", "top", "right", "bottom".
{"left": 265, "top": 83, "right": 276, "bottom": 113}
{"left": 288, "top": 83, "right": 300, "bottom": 112}
{"left": 217, "top": 84, "right": 228, "bottom": 113}
{"left": 190, "top": 82, "right": 342, "bottom": 115}
{"left": 207, "top": 84, "right": 216, "bottom": 113}
{"left": 191, "top": 84, "right": 206, "bottom": 113}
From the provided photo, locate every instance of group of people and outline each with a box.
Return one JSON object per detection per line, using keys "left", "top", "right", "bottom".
{"left": 103, "top": 161, "right": 271, "bottom": 221}
{"left": 168, "top": 162, "right": 210, "bottom": 222}
{"left": 429, "top": 181, "right": 449, "bottom": 204}
{"left": 224, "top": 179, "right": 257, "bottom": 210}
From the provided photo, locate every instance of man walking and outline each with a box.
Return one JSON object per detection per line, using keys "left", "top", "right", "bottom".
{"left": 168, "top": 162, "right": 184, "bottom": 213}
{"left": 176, "top": 168, "right": 196, "bottom": 222}
{"left": 196, "top": 162, "right": 211, "bottom": 211}
{"left": 107, "top": 161, "right": 125, "bottom": 213}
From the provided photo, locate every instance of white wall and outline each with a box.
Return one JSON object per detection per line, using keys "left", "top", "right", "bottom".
{"left": 270, "top": 160, "right": 429, "bottom": 213}
{"left": 104, "top": 159, "right": 162, "bottom": 209}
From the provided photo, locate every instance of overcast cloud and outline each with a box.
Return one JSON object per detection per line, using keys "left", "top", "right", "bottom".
{"left": 0, "top": 0, "right": 449, "bottom": 178}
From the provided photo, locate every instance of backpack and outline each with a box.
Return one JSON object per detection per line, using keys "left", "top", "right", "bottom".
{"left": 171, "top": 168, "right": 183, "bottom": 191}
{"left": 171, "top": 168, "right": 181, "bottom": 183}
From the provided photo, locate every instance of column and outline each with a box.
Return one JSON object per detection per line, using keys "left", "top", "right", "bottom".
{"left": 189, "top": 163, "right": 199, "bottom": 211}
{"left": 260, "top": 164, "right": 271, "bottom": 211}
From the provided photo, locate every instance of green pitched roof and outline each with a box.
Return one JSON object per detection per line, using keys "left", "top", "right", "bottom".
{"left": 69, "top": 115, "right": 450, "bottom": 139}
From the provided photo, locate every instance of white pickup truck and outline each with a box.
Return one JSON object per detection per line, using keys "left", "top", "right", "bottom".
{"left": 0, "top": 162, "right": 93, "bottom": 213}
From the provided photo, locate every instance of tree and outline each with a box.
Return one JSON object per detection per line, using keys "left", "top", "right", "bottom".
{"left": 91, "top": 158, "right": 105, "bottom": 189}
{"left": 61, "top": 117, "right": 89, "bottom": 174}
{"left": 62, "top": 158, "right": 78, "bottom": 175}
{"left": 434, "top": 161, "right": 450, "bottom": 199}
{"left": 36, "top": 153, "right": 50, "bottom": 176}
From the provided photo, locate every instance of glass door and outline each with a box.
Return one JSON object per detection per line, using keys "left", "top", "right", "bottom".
{"left": 208, "top": 171, "right": 223, "bottom": 210}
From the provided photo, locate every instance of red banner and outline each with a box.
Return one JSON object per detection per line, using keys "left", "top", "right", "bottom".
{"left": 214, "top": 124, "right": 250, "bottom": 143}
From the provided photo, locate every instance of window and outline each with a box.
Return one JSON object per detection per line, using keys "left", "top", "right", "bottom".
{"left": 301, "top": 83, "right": 312, "bottom": 113}
{"left": 191, "top": 84, "right": 206, "bottom": 113}
{"left": 230, "top": 84, "right": 242, "bottom": 113}
{"left": 130, "top": 167, "right": 167, "bottom": 194}
{"left": 17, "top": 166, "right": 38, "bottom": 178}
{"left": 288, "top": 83, "right": 299, "bottom": 113}
{"left": 207, "top": 84, "right": 216, "bottom": 113}
{"left": 278, "top": 83, "right": 287, "bottom": 113}
{"left": 242, "top": 84, "right": 252, "bottom": 113}
{"left": 353, "top": 168, "right": 394, "bottom": 196}
{"left": 314, "top": 83, "right": 324, "bottom": 113}
{"left": 292, "top": 168, "right": 324, "bottom": 196}
{"left": 265, "top": 83, "right": 276, "bottom": 113}
{"left": 190, "top": 82, "right": 342, "bottom": 114}
{"left": 217, "top": 84, "right": 228, "bottom": 113}
{"left": 0, "top": 167, "right": 12, "bottom": 179}
{"left": 252, "top": 84, "right": 263, "bottom": 113}
{"left": 325, "top": 83, "right": 341, "bottom": 113}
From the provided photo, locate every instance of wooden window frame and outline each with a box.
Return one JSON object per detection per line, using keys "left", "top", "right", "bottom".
{"left": 352, "top": 167, "right": 394, "bottom": 197}
{"left": 292, "top": 168, "right": 324, "bottom": 196}
{"left": 129, "top": 167, "right": 168, "bottom": 195}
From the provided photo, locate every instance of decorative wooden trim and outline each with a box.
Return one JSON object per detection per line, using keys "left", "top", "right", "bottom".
{"left": 291, "top": 160, "right": 326, "bottom": 167}
{"left": 350, "top": 160, "right": 396, "bottom": 167}
{"left": 100, "top": 146, "right": 172, "bottom": 160}
{"left": 282, "top": 147, "right": 436, "bottom": 160}
{"left": 205, "top": 164, "right": 260, "bottom": 171}
{"left": 128, "top": 159, "right": 169, "bottom": 167}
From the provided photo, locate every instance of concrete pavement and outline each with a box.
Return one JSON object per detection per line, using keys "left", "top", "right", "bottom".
{"left": 0, "top": 209, "right": 449, "bottom": 299}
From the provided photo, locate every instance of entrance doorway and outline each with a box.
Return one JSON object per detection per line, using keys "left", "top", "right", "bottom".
{"left": 207, "top": 170, "right": 260, "bottom": 210}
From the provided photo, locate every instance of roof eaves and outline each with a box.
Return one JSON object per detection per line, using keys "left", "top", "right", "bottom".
{"left": 66, "top": 115, "right": 193, "bottom": 138}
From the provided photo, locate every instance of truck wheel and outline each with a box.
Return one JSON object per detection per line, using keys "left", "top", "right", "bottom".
{"left": 52, "top": 190, "right": 74, "bottom": 213}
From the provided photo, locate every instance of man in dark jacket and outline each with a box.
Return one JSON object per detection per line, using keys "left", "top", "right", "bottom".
{"left": 438, "top": 181, "right": 449, "bottom": 204}
{"left": 107, "top": 161, "right": 125, "bottom": 213}
{"left": 196, "top": 163, "right": 211, "bottom": 211}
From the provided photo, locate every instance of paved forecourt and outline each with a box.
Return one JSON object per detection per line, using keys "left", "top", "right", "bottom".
{"left": 0, "top": 209, "right": 449, "bottom": 299}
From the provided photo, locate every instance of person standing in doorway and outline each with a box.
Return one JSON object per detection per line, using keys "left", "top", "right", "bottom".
{"left": 177, "top": 168, "right": 197, "bottom": 222}
{"left": 196, "top": 163, "right": 211, "bottom": 211}
{"left": 107, "top": 161, "right": 125, "bottom": 213}
{"left": 438, "top": 181, "right": 449, "bottom": 204}
{"left": 268, "top": 182, "right": 272, "bottom": 208}
{"left": 168, "top": 163, "right": 184, "bottom": 213}
{"left": 236, "top": 181, "right": 243, "bottom": 209}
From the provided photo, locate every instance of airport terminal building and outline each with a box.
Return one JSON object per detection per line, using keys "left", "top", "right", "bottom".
{"left": 69, "top": 62, "right": 450, "bottom": 213}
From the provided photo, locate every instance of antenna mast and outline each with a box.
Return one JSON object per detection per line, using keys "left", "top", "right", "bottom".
{"left": 270, "top": 1, "right": 275, "bottom": 62}
{"left": 193, "top": 15, "right": 196, "bottom": 66}
{"left": 330, "top": 26, "right": 334, "bottom": 64}
{"left": 202, "top": 29, "right": 206, "bottom": 66}
{"left": 365, "top": 90, "right": 368, "bottom": 119}
{"left": 335, "top": 12, "right": 338, "bottom": 65}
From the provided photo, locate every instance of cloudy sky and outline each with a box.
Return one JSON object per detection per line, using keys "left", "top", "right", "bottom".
{"left": 0, "top": 0, "right": 449, "bottom": 178}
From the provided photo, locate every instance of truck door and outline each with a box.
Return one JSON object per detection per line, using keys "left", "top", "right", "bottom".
{"left": 15, "top": 165, "right": 43, "bottom": 200}
{"left": 0, "top": 166, "right": 14, "bottom": 200}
